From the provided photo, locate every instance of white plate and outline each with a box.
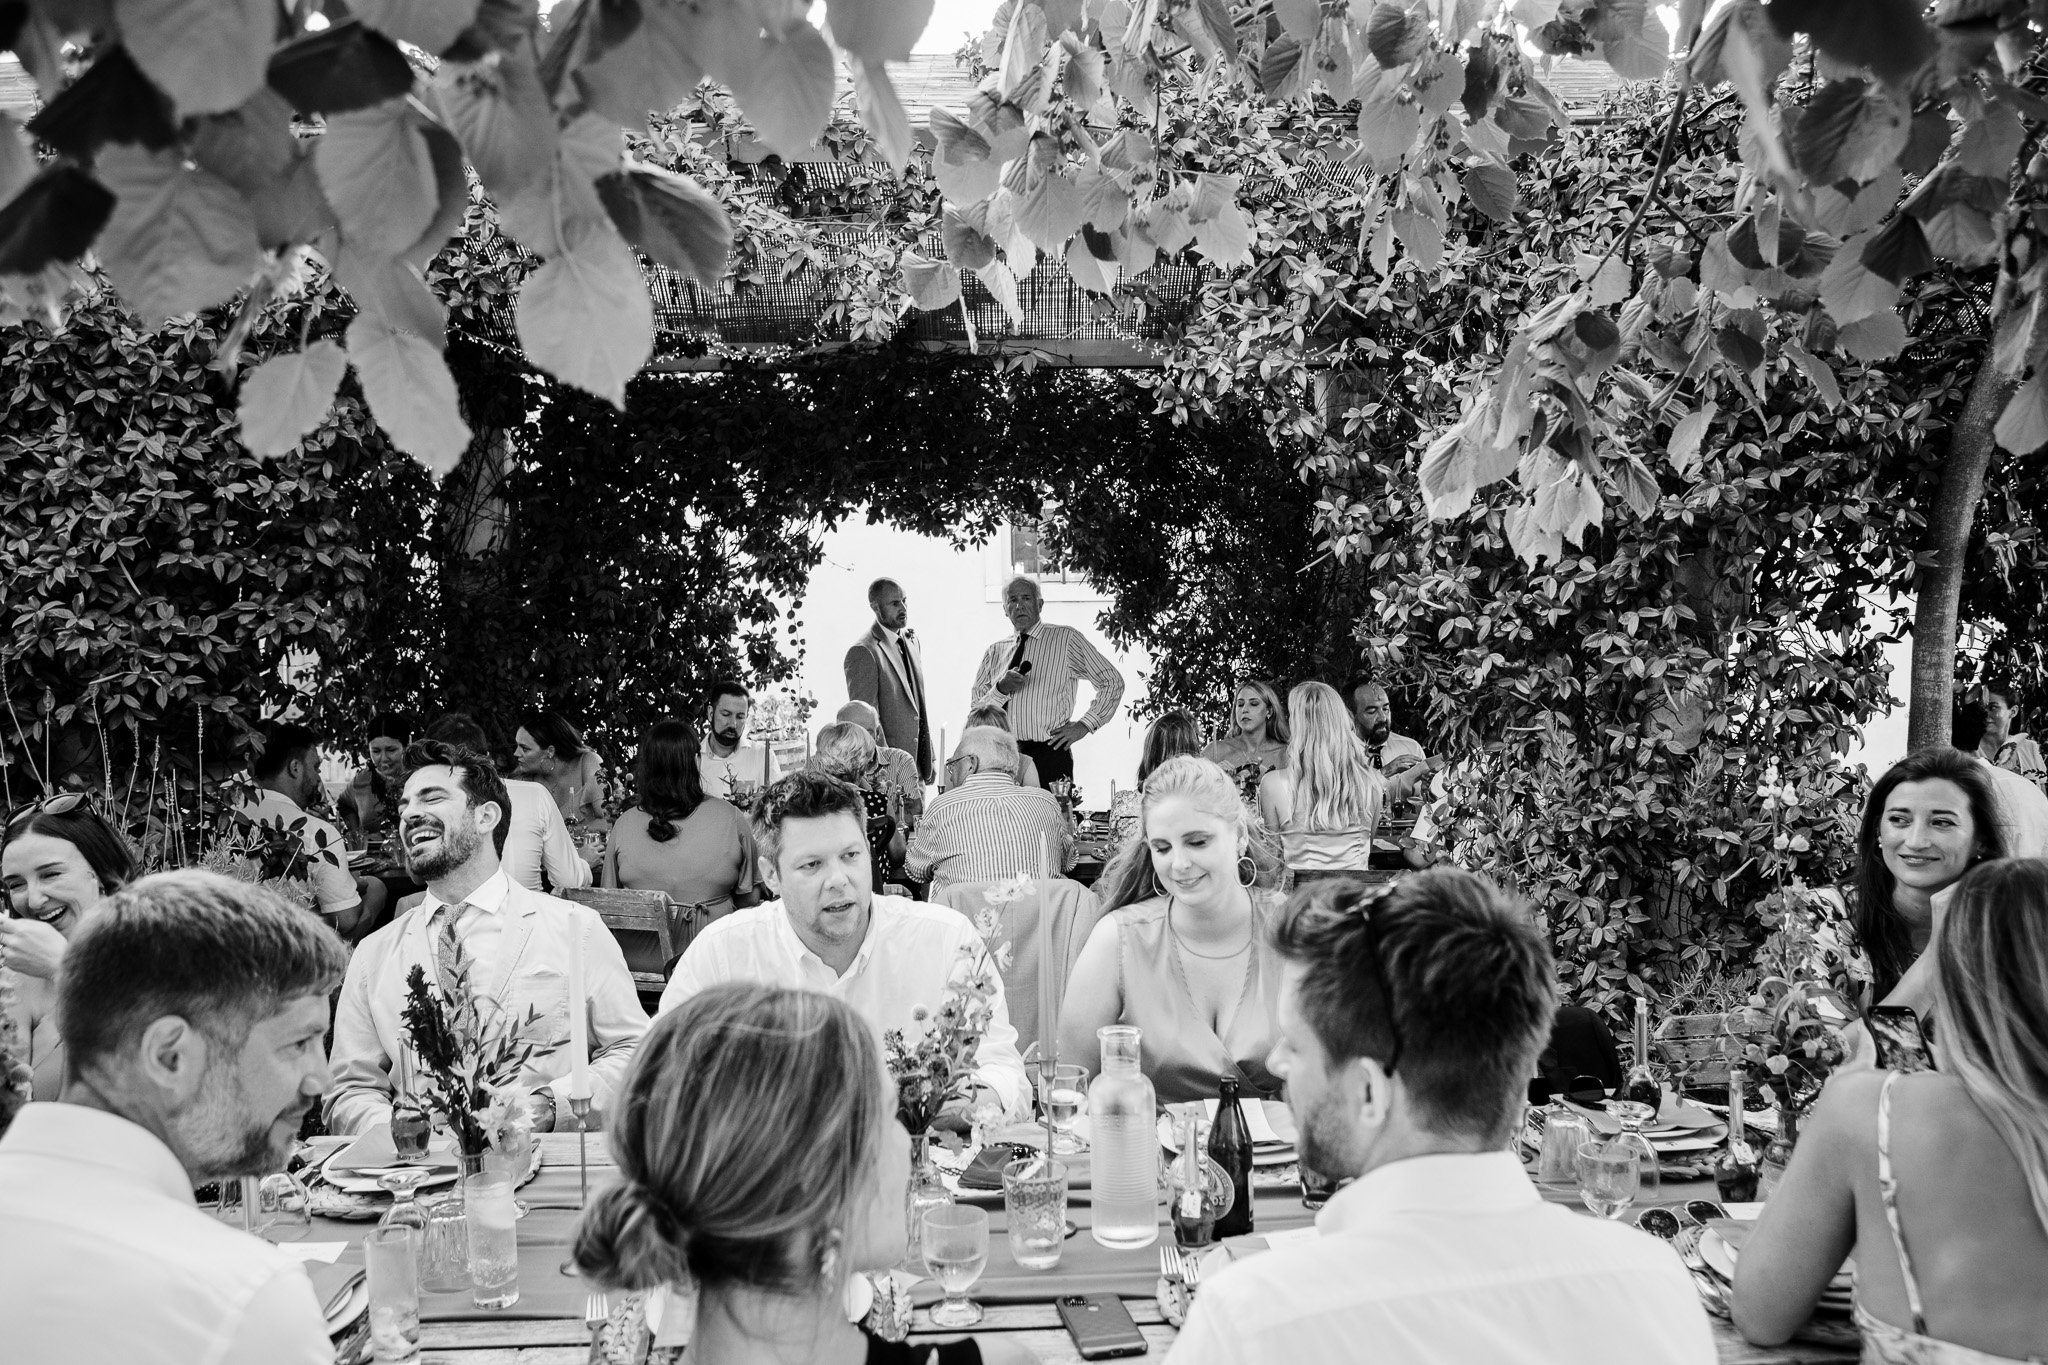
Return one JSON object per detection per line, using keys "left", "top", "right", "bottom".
{"left": 324, "top": 1279, "right": 369, "bottom": 1333}
{"left": 1703, "top": 1228, "right": 1850, "bottom": 1294}
{"left": 1157, "top": 1114, "right": 1296, "bottom": 1167}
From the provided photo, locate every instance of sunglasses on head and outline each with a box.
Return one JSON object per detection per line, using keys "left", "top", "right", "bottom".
{"left": 3, "top": 790, "right": 94, "bottom": 838}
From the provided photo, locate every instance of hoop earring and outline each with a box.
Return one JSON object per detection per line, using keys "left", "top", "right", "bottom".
{"left": 1237, "top": 854, "right": 1256, "bottom": 886}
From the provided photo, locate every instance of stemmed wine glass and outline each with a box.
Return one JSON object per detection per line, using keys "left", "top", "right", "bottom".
{"left": 378, "top": 1166, "right": 435, "bottom": 1235}
{"left": 1607, "top": 1099, "right": 1661, "bottom": 1200}
{"left": 922, "top": 1205, "right": 990, "bottom": 1328}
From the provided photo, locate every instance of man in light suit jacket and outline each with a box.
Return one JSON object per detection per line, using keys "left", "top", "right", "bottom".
{"left": 326, "top": 740, "right": 648, "bottom": 1136}
{"left": 844, "top": 577, "right": 933, "bottom": 783}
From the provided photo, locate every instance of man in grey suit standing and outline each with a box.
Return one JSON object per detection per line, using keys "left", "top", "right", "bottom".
{"left": 844, "top": 577, "right": 933, "bottom": 783}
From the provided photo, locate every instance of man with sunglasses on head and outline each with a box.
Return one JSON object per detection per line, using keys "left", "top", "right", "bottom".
{"left": 1168, "top": 870, "right": 1713, "bottom": 1365}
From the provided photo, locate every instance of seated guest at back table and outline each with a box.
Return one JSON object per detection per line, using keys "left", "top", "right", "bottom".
{"left": 1061, "top": 755, "right": 1282, "bottom": 1102}
{"left": 576, "top": 983, "right": 1032, "bottom": 1365}
{"left": 0, "top": 870, "right": 347, "bottom": 1364}
{"left": 907, "top": 727, "right": 1074, "bottom": 897}
{"left": 1202, "top": 679, "right": 1291, "bottom": 794}
{"left": 943, "top": 703, "right": 1041, "bottom": 790}
{"left": 2, "top": 796, "right": 137, "bottom": 1102}
{"left": 1258, "top": 682, "right": 1406, "bottom": 883}
{"left": 1168, "top": 871, "right": 1714, "bottom": 1365}
{"left": 1966, "top": 681, "right": 2047, "bottom": 790}
{"left": 1734, "top": 858, "right": 2048, "bottom": 1361}
{"left": 605, "top": 719, "right": 759, "bottom": 924}
{"left": 812, "top": 722, "right": 907, "bottom": 885}
{"left": 514, "top": 708, "right": 609, "bottom": 830}
{"left": 1137, "top": 710, "right": 1203, "bottom": 786}
{"left": 241, "top": 720, "right": 382, "bottom": 939}
{"left": 422, "top": 712, "right": 592, "bottom": 893}
{"left": 327, "top": 740, "right": 648, "bottom": 1135}
{"left": 837, "top": 700, "right": 925, "bottom": 825}
{"left": 338, "top": 710, "right": 411, "bottom": 850}
{"left": 658, "top": 772, "right": 1028, "bottom": 1119}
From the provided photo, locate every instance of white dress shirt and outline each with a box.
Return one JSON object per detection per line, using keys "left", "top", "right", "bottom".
{"left": 0, "top": 1102, "right": 333, "bottom": 1365}
{"left": 970, "top": 622, "right": 1124, "bottom": 743}
{"left": 658, "top": 894, "right": 1029, "bottom": 1115}
{"left": 325, "top": 871, "right": 649, "bottom": 1134}
{"left": 1168, "top": 1151, "right": 1715, "bottom": 1365}
{"left": 238, "top": 788, "right": 360, "bottom": 917}
{"left": 502, "top": 777, "right": 593, "bottom": 893}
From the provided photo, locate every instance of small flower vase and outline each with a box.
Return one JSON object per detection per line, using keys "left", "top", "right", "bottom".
{"left": 1759, "top": 1107, "right": 1799, "bottom": 1200}
{"left": 903, "top": 1131, "right": 953, "bottom": 1268}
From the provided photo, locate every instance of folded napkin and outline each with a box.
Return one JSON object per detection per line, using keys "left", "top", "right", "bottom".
{"left": 307, "top": 1261, "right": 365, "bottom": 1319}
{"left": 958, "top": 1143, "right": 1031, "bottom": 1190}
{"left": 327, "top": 1124, "right": 459, "bottom": 1175}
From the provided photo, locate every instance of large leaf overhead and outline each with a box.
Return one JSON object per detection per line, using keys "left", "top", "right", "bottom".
{"left": 514, "top": 226, "right": 653, "bottom": 406}
{"left": 237, "top": 340, "right": 349, "bottom": 456}
{"left": 315, "top": 98, "right": 442, "bottom": 257}
{"left": 113, "top": 0, "right": 273, "bottom": 116}
{"left": 94, "top": 146, "right": 261, "bottom": 323}
{"left": 595, "top": 164, "right": 732, "bottom": 285}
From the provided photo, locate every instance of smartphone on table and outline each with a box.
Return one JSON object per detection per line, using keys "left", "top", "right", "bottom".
{"left": 1057, "top": 1293, "right": 1149, "bottom": 1359}
{"left": 1867, "top": 1005, "right": 1936, "bottom": 1073}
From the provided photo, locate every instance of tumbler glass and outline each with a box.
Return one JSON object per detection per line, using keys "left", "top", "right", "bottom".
{"left": 1001, "top": 1158, "right": 1068, "bottom": 1270}
{"left": 366, "top": 1225, "right": 421, "bottom": 1363}
{"left": 418, "top": 1189, "right": 471, "bottom": 1294}
{"left": 464, "top": 1171, "right": 520, "bottom": 1310}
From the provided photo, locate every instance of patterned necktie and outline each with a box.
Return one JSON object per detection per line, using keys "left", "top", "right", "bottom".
{"left": 430, "top": 902, "right": 467, "bottom": 999}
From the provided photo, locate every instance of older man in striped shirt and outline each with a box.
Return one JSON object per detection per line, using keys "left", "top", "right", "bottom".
{"left": 970, "top": 576, "right": 1125, "bottom": 787}
{"left": 906, "top": 727, "right": 1076, "bottom": 896}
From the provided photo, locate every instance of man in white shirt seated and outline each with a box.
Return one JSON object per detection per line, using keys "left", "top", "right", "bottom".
{"left": 240, "top": 720, "right": 382, "bottom": 938}
{"left": 1169, "top": 869, "right": 1714, "bottom": 1365}
{"left": 422, "top": 713, "right": 592, "bottom": 893}
{"left": 658, "top": 770, "right": 1029, "bottom": 1119}
{"left": 0, "top": 869, "right": 348, "bottom": 1365}
{"left": 905, "top": 727, "right": 1075, "bottom": 896}
{"left": 326, "top": 740, "right": 648, "bottom": 1136}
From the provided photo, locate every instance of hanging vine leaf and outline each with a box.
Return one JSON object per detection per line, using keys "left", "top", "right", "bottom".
{"left": 514, "top": 227, "right": 652, "bottom": 406}
{"left": 267, "top": 21, "right": 418, "bottom": 116}
{"left": 114, "top": 0, "right": 273, "bottom": 117}
{"left": 594, "top": 163, "right": 731, "bottom": 285}
{"left": 825, "top": 0, "right": 933, "bottom": 63}
{"left": 851, "top": 56, "right": 911, "bottom": 172}
{"left": 1365, "top": 0, "right": 1426, "bottom": 68}
{"left": 0, "top": 165, "right": 114, "bottom": 273}
{"left": 434, "top": 49, "right": 555, "bottom": 201}
{"left": 24, "top": 46, "right": 178, "bottom": 158}
{"left": 237, "top": 340, "right": 348, "bottom": 457}
{"left": 354, "top": 0, "right": 484, "bottom": 58}
{"left": 1992, "top": 371, "right": 2048, "bottom": 455}
{"left": 572, "top": 0, "right": 705, "bottom": 129}
{"left": 94, "top": 146, "right": 261, "bottom": 323}
{"left": 728, "top": 21, "right": 836, "bottom": 160}
{"left": 345, "top": 314, "right": 471, "bottom": 475}
{"left": 1763, "top": 0, "right": 1934, "bottom": 85}
{"left": 900, "top": 249, "right": 962, "bottom": 310}
{"left": 1792, "top": 79, "right": 1908, "bottom": 187}
{"left": 316, "top": 97, "right": 441, "bottom": 257}
{"left": 1462, "top": 163, "right": 1517, "bottom": 223}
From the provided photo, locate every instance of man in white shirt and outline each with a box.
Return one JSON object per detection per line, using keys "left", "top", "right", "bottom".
{"left": 906, "top": 727, "right": 1074, "bottom": 895}
{"left": 970, "top": 576, "right": 1123, "bottom": 788}
{"left": 239, "top": 720, "right": 379, "bottom": 936}
{"left": 0, "top": 868, "right": 348, "bottom": 1365}
{"left": 659, "top": 770, "right": 1029, "bottom": 1118}
{"left": 1169, "top": 869, "right": 1714, "bottom": 1365}
{"left": 422, "top": 713, "right": 591, "bottom": 893}
{"left": 326, "top": 740, "right": 648, "bottom": 1135}
{"left": 699, "top": 678, "right": 784, "bottom": 806}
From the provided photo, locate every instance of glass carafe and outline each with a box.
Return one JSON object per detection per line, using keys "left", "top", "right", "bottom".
{"left": 1087, "top": 1026, "right": 1159, "bottom": 1249}
{"left": 1536, "top": 1101, "right": 1593, "bottom": 1185}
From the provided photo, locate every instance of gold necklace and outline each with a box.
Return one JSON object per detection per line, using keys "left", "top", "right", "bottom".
{"left": 1167, "top": 898, "right": 1253, "bottom": 960}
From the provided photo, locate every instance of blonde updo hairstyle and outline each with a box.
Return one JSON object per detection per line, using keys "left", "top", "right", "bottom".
{"left": 811, "top": 721, "right": 879, "bottom": 783}
{"left": 571, "top": 983, "right": 884, "bottom": 1295}
{"left": 1096, "top": 754, "right": 1280, "bottom": 911}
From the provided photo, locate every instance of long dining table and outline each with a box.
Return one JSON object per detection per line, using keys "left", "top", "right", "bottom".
{"left": 302, "top": 1134, "right": 1856, "bottom": 1365}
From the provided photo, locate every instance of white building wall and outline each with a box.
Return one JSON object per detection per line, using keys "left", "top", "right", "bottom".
{"left": 783, "top": 517, "right": 1151, "bottom": 803}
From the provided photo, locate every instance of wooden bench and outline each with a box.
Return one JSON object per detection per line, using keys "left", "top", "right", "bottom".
{"left": 560, "top": 887, "right": 681, "bottom": 994}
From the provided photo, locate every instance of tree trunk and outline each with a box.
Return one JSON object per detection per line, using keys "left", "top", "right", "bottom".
{"left": 1907, "top": 352, "right": 2015, "bottom": 750}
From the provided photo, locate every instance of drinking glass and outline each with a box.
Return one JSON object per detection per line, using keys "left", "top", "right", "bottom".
{"left": 1577, "top": 1139, "right": 1640, "bottom": 1220}
{"left": 1608, "top": 1099, "right": 1661, "bottom": 1199}
{"left": 378, "top": 1167, "right": 434, "bottom": 1236}
{"left": 253, "top": 1170, "right": 312, "bottom": 1241}
{"left": 1536, "top": 1103, "right": 1593, "bottom": 1185}
{"left": 464, "top": 1171, "right": 521, "bottom": 1310}
{"left": 483, "top": 1120, "right": 534, "bottom": 1217}
{"left": 1036, "top": 1063, "right": 1088, "bottom": 1156}
{"left": 1002, "top": 1158, "right": 1067, "bottom": 1270}
{"left": 921, "top": 1204, "right": 989, "bottom": 1328}
{"left": 418, "top": 1190, "right": 471, "bottom": 1293}
{"left": 366, "top": 1225, "right": 421, "bottom": 1363}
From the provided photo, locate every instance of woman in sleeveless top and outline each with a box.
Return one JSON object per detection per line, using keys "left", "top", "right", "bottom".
{"left": 574, "top": 984, "right": 1030, "bottom": 1365}
{"left": 1060, "top": 755, "right": 1283, "bottom": 1102}
{"left": 605, "top": 721, "right": 759, "bottom": 931}
{"left": 1732, "top": 858, "right": 2048, "bottom": 1363}
{"left": 1, "top": 798, "right": 136, "bottom": 1105}
{"left": 1201, "top": 679, "right": 1291, "bottom": 802}
{"left": 1257, "top": 681, "right": 1391, "bottom": 882}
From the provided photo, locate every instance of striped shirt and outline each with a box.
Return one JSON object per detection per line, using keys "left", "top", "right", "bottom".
{"left": 905, "top": 773, "right": 1076, "bottom": 894}
{"left": 970, "top": 622, "right": 1125, "bottom": 742}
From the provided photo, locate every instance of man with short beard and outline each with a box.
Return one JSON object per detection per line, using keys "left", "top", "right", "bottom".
{"left": 698, "top": 678, "right": 783, "bottom": 804}
{"left": 0, "top": 871, "right": 347, "bottom": 1364}
{"left": 1167, "top": 871, "right": 1713, "bottom": 1365}
{"left": 325, "top": 740, "right": 648, "bottom": 1136}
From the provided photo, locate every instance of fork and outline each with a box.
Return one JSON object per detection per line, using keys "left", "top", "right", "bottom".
{"left": 1182, "top": 1249, "right": 1203, "bottom": 1292}
{"left": 1158, "top": 1245, "right": 1186, "bottom": 1284}
{"left": 585, "top": 1290, "right": 611, "bottom": 1338}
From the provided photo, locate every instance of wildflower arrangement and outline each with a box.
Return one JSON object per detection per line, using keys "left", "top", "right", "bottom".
{"left": 885, "top": 885, "right": 1016, "bottom": 1135}
{"left": 1727, "top": 975, "right": 1850, "bottom": 1124}
{"left": 196, "top": 805, "right": 343, "bottom": 914}
{"left": 399, "top": 945, "right": 552, "bottom": 1158}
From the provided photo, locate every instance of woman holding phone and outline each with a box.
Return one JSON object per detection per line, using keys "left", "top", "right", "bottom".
{"left": 0, "top": 795, "right": 137, "bottom": 1099}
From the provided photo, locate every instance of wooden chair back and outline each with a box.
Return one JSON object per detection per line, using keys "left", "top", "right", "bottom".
{"left": 1655, "top": 1011, "right": 1768, "bottom": 1087}
{"left": 561, "top": 887, "right": 680, "bottom": 992}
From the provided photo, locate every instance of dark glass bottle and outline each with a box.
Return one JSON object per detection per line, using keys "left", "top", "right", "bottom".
{"left": 1623, "top": 995, "right": 1663, "bottom": 1111}
{"left": 1209, "top": 1076, "right": 1255, "bottom": 1238}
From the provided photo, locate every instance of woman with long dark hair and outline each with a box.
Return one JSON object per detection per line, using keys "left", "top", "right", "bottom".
{"left": 337, "top": 711, "right": 411, "bottom": 848}
{"left": 1136, "top": 710, "right": 1203, "bottom": 786}
{"left": 514, "top": 709, "right": 608, "bottom": 827}
{"left": 1, "top": 796, "right": 138, "bottom": 1100}
{"left": 605, "top": 721, "right": 759, "bottom": 925}
{"left": 1849, "top": 748, "right": 2005, "bottom": 1005}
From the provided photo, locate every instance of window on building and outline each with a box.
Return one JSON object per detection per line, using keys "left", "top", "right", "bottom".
{"left": 1007, "top": 520, "right": 1079, "bottom": 584}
